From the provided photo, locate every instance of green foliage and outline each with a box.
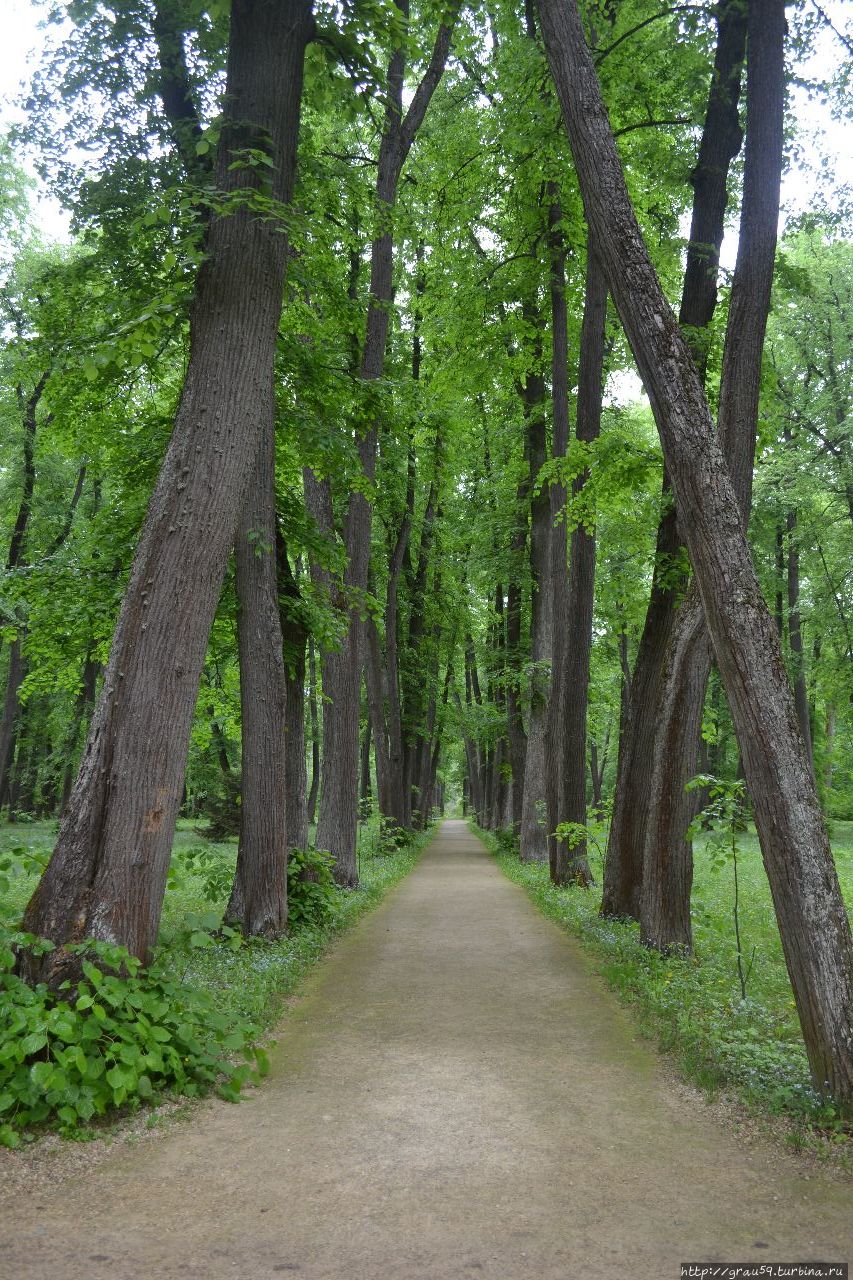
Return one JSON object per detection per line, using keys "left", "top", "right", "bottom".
{"left": 168, "top": 843, "right": 235, "bottom": 903}
{"left": 492, "top": 827, "right": 520, "bottom": 857}
{"left": 0, "top": 927, "right": 267, "bottom": 1148}
{"left": 554, "top": 810, "right": 610, "bottom": 861}
{"left": 194, "top": 773, "right": 242, "bottom": 841}
{"left": 286, "top": 845, "right": 338, "bottom": 930}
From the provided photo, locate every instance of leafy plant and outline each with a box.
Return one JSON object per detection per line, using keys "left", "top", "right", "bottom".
{"left": 493, "top": 827, "right": 520, "bottom": 857}
{"left": 553, "top": 808, "right": 610, "bottom": 873}
{"left": 168, "top": 844, "right": 235, "bottom": 903}
{"left": 0, "top": 844, "right": 50, "bottom": 900}
{"left": 0, "top": 926, "right": 266, "bottom": 1148}
{"left": 286, "top": 845, "right": 338, "bottom": 930}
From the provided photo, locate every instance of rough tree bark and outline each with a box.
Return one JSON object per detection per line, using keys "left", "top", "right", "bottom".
{"left": 382, "top": 432, "right": 417, "bottom": 829}
{"left": 505, "top": 448, "right": 533, "bottom": 833}
{"left": 156, "top": 0, "right": 293, "bottom": 932}
{"left": 315, "top": 3, "right": 458, "bottom": 883}
{"left": 20, "top": 0, "right": 314, "bottom": 982}
{"left": 601, "top": 0, "right": 746, "bottom": 919}
{"left": 641, "top": 0, "right": 782, "bottom": 952}
{"left": 538, "top": 0, "right": 853, "bottom": 1106}
{"left": 359, "top": 720, "right": 372, "bottom": 816}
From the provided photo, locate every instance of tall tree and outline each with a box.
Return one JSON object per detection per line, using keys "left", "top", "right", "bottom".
{"left": 538, "top": 0, "right": 853, "bottom": 1107}
{"left": 20, "top": 0, "right": 315, "bottom": 982}
{"left": 641, "top": 0, "right": 786, "bottom": 952}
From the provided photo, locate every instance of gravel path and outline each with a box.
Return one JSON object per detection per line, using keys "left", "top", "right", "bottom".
{"left": 2, "top": 819, "right": 851, "bottom": 1279}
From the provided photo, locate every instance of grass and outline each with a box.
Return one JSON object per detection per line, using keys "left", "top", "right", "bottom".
{"left": 476, "top": 819, "right": 853, "bottom": 1147}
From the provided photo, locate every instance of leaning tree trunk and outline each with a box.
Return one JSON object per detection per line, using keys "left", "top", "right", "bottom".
{"left": 20, "top": 0, "right": 314, "bottom": 983}
{"left": 601, "top": 0, "right": 747, "bottom": 921}
{"left": 640, "top": 0, "right": 782, "bottom": 952}
{"left": 539, "top": 0, "right": 853, "bottom": 1107}
{"left": 225, "top": 419, "right": 288, "bottom": 937}
{"left": 550, "top": 237, "right": 607, "bottom": 888}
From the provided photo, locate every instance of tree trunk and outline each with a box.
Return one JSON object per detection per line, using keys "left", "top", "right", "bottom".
{"left": 539, "top": 0, "right": 853, "bottom": 1107}
{"left": 601, "top": 0, "right": 746, "bottom": 921}
{"left": 225, "top": 425, "right": 289, "bottom": 938}
{"left": 402, "top": 479, "right": 439, "bottom": 817}
{"left": 505, "top": 572, "right": 527, "bottom": 833}
{"left": 359, "top": 719, "right": 372, "bottom": 818}
{"left": 824, "top": 704, "right": 835, "bottom": 792}
{"left": 0, "top": 640, "right": 25, "bottom": 800}
{"left": 545, "top": 206, "right": 572, "bottom": 873}
{"left": 519, "top": 223, "right": 554, "bottom": 861}
{"left": 363, "top": 616, "right": 392, "bottom": 817}
{"left": 384, "top": 491, "right": 413, "bottom": 827}
{"left": 20, "top": 0, "right": 314, "bottom": 982}
{"left": 550, "top": 238, "right": 607, "bottom": 887}
{"left": 0, "top": 372, "right": 49, "bottom": 793}
{"left": 641, "top": 0, "right": 782, "bottom": 952}
{"left": 307, "top": 638, "right": 320, "bottom": 828}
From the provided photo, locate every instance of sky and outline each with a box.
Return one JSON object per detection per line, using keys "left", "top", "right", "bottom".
{"left": 0, "top": 0, "right": 850, "bottom": 247}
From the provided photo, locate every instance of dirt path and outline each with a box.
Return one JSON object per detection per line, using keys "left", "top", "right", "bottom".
{"left": 2, "top": 820, "right": 851, "bottom": 1279}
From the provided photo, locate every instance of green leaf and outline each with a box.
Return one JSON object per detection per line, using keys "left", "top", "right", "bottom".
{"left": 19, "top": 1032, "right": 48, "bottom": 1056}
{"left": 30, "top": 1061, "right": 53, "bottom": 1090}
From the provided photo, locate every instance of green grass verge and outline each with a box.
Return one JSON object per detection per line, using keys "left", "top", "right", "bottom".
{"left": 475, "top": 820, "right": 853, "bottom": 1150}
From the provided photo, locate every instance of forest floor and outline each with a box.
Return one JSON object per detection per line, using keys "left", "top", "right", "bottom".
{"left": 1, "top": 819, "right": 851, "bottom": 1280}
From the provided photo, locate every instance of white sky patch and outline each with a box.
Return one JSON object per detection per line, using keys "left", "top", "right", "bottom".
{"left": 0, "top": 0, "right": 71, "bottom": 241}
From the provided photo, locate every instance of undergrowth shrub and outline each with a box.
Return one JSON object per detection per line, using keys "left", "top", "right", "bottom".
{"left": 286, "top": 846, "right": 337, "bottom": 929}
{"left": 0, "top": 926, "right": 267, "bottom": 1149}
{"left": 493, "top": 827, "right": 520, "bottom": 857}
{"left": 167, "top": 843, "right": 235, "bottom": 902}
